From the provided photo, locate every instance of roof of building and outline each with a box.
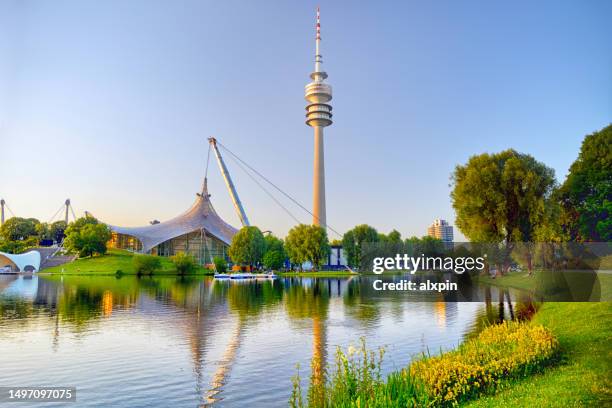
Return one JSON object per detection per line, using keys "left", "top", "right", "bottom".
{"left": 109, "top": 180, "right": 238, "bottom": 253}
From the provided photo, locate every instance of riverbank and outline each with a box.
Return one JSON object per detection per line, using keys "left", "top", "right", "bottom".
{"left": 40, "top": 250, "right": 362, "bottom": 277}
{"left": 470, "top": 271, "right": 611, "bottom": 405}
{"left": 465, "top": 302, "right": 611, "bottom": 407}
{"left": 40, "top": 249, "right": 213, "bottom": 275}
{"left": 474, "top": 270, "right": 612, "bottom": 301}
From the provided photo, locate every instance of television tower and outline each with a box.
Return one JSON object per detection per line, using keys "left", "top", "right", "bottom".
{"left": 305, "top": 7, "right": 333, "bottom": 229}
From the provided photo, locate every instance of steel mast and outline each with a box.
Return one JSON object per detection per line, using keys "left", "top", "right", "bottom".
{"left": 208, "top": 137, "right": 250, "bottom": 227}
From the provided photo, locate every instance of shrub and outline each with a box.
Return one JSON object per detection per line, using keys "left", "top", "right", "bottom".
{"left": 291, "top": 322, "right": 558, "bottom": 407}
{"left": 132, "top": 255, "right": 162, "bottom": 275}
{"left": 171, "top": 252, "right": 197, "bottom": 274}
{"left": 410, "top": 321, "right": 558, "bottom": 405}
{"left": 213, "top": 256, "right": 227, "bottom": 273}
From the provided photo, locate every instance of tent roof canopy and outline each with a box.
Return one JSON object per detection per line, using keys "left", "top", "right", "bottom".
{"left": 109, "top": 181, "right": 238, "bottom": 253}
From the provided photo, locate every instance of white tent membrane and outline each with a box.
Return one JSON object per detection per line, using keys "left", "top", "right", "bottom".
{"left": 0, "top": 250, "right": 41, "bottom": 272}
{"left": 108, "top": 181, "right": 238, "bottom": 253}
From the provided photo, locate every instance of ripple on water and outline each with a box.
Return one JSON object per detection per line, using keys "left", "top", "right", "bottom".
{"left": 0, "top": 276, "right": 510, "bottom": 407}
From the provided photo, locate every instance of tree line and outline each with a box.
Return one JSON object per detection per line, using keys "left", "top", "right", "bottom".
{"left": 450, "top": 124, "right": 610, "bottom": 274}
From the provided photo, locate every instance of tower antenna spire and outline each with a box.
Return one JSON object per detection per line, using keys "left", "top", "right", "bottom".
{"left": 315, "top": 7, "right": 322, "bottom": 73}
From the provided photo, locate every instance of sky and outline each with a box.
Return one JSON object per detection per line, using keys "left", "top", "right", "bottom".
{"left": 1, "top": 0, "right": 611, "bottom": 241}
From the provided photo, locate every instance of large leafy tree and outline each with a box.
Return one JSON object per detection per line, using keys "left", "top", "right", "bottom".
{"left": 559, "top": 125, "right": 611, "bottom": 241}
{"left": 64, "top": 216, "right": 112, "bottom": 257}
{"left": 341, "top": 224, "right": 379, "bottom": 267}
{"left": 0, "top": 217, "right": 40, "bottom": 241}
{"left": 451, "top": 149, "right": 556, "bottom": 273}
{"left": 285, "top": 224, "right": 330, "bottom": 271}
{"left": 229, "top": 226, "right": 266, "bottom": 268}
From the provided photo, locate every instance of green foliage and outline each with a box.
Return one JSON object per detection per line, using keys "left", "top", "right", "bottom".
{"left": 132, "top": 254, "right": 162, "bottom": 275}
{"left": 451, "top": 149, "right": 556, "bottom": 244}
{"left": 263, "top": 250, "right": 285, "bottom": 270}
{"left": 213, "top": 256, "right": 227, "bottom": 273}
{"left": 263, "top": 234, "right": 286, "bottom": 270}
{"left": 285, "top": 224, "right": 330, "bottom": 270}
{"left": 0, "top": 217, "right": 40, "bottom": 241}
{"left": 386, "top": 229, "right": 402, "bottom": 243}
{"left": 50, "top": 220, "right": 68, "bottom": 242}
{"left": 171, "top": 252, "right": 197, "bottom": 274}
{"left": 63, "top": 216, "right": 111, "bottom": 257}
{"left": 229, "top": 226, "right": 266, "bottom": 267}
{"left": 34, "top": 221, "right": 67, "bottom": 242}
{"left": 0, "top": 237, "right": 39, "bottom": 254}
{"left": 291, "top": 323, "right": 558, "bottom": 407}
{"left": 404, "top": 235, "right": 445, "bottom": 257}
{"left": 342, "top": 224, "right": 379, "bottom": 267}
{"left": 559, "top": 125, "right": 611, "bottom": 241}
{"left": 451, "top": 150, "right": 556, "bottom": 274}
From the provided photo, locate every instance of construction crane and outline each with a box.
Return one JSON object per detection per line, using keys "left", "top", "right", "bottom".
{"left": 208, "top": 137, "right": 250, "bottom": 227}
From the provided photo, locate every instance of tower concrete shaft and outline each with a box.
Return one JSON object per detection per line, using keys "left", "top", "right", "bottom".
{"left": 305, "top": 7, "right": 332, "bottom": 228}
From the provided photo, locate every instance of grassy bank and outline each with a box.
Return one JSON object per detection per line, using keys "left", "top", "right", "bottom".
{"left": 465, "top": 302, "right": 612, "bottom": 407}
{"left": 41, "top": 249, "right": 213, "bottom": 275}
{"left": 292, "top": 302, "right": 611, "bottom": 407}
{"left": 474, "top": 270, "right": 612, "bottom": 301}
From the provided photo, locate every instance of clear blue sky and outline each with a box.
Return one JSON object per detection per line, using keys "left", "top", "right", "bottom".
{"left": 1, "top": 0, "right": 610, "bottom": 241}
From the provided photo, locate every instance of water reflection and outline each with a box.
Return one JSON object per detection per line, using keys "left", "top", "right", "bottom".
{"left": 0, "top": 274, "right": 535, "bottom": 407}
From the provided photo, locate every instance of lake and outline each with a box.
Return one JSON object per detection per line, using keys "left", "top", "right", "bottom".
{"left": 0, "top": 274, "right": 532, "bottom": 407}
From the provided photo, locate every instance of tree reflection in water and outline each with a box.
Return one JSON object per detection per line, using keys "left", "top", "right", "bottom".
{"left": 0, "top": 274, "right": 541, "bottom": 406}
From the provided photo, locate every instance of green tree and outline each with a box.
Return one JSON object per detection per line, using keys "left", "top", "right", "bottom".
{"left": 451, "top": 149, "right": 556, "bottom": 274}
{"left": 559, "top": 125, "right": 611, "bottom": 241}
{"left": 387, "top": 229, "right": 402, "bottom": 243}
{"left": 342, "top": 224, "right": 379, "bottom": 268}
{"left": 50, "top": 221, "right": 68, "bottom": 242}
{"left": 285, "top": 224, "right": 330, "bottom": 271}
{"left": 229, "top": 226, "right": 266, "bottom": 268}
{"left": 0, "top": 217, "right": 40, "bottom": 241}
{"left": 63, "top": 216, "right": 112, "bottom": 257}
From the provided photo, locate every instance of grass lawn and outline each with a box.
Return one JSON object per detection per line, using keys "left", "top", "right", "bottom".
{"left": 475, "top": 270, "right": 612, "bottom": 301}
{"left": 41, "top": 249, "right": 212, "bottom": 275}
{"left": 464, "top": 302, "right": 612, "bottom": 407}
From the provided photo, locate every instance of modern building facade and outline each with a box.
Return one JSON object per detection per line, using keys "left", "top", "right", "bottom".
{"left": 305, "top": 8, "right": 333, "bottom": 229}
{"left": 108, "top": 179, "right": 237, "bottom": 265}
{"left": 427, "top": 219, "right": 454, "bottom": 247}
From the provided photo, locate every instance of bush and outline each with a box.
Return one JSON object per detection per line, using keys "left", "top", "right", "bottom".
{"left": 132, "top": 255, "right": 162, "bottom": 275}
{"left": 213, "top": 256, "right": 227, "bottom": 273}
{"left": 291, "top": 322, "right": 558, "bottom": 407}
{"left": 171, "top": 252, "right": 197, "bottom": 274}
{"left": 410, "top": 321, "right": 558, "bottom": 405}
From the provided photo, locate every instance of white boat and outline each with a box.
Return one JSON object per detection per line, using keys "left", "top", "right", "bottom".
{"left": 214, "top": 272, "right": 277, "bottom": 280}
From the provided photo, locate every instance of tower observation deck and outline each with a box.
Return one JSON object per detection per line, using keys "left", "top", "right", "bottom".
{"left": 305, "top": 7, "right": 332, "bottom": 229}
